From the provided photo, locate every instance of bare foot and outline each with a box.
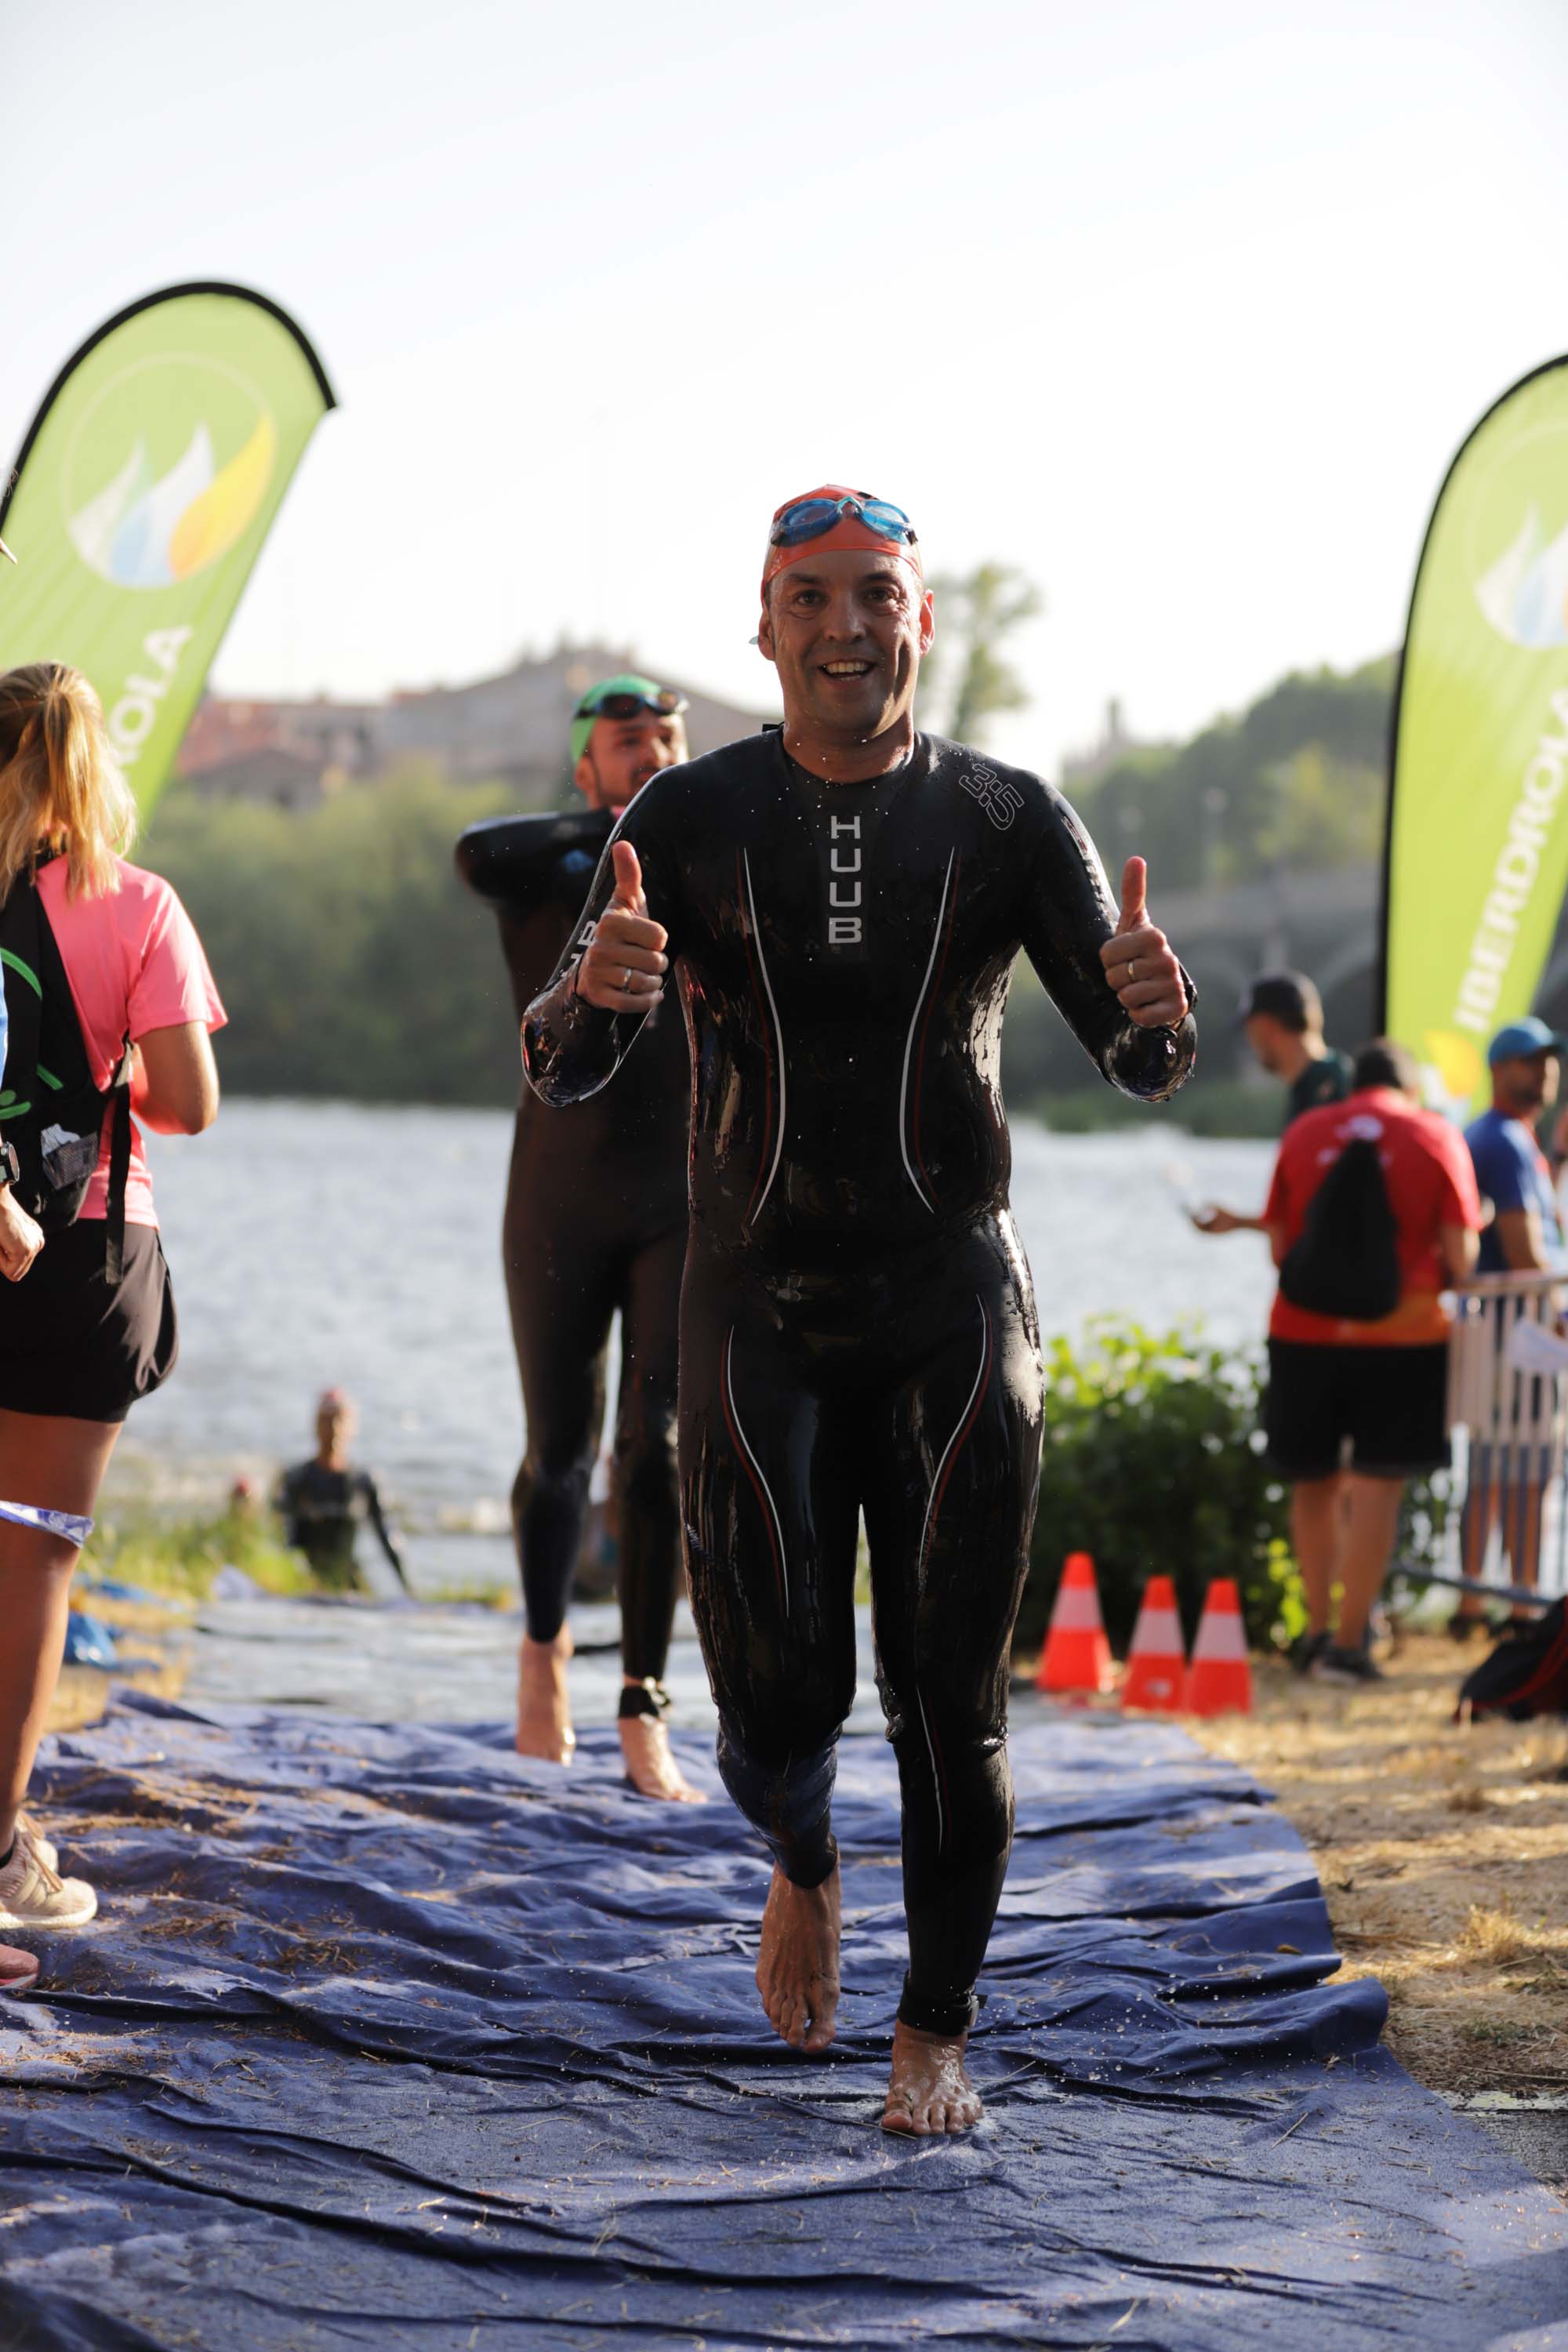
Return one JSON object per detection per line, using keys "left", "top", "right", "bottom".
{"left": 619, "top": 1713, "right": 708, "bottom": 1802}
{"left": 756, "top": 1862, "right": 840, "bottom": 2053}
{"left": 0, "top": 1942, "right": 38, "bottom": 1994}
{"left": 516, "top": 1628, "right": 575, "bottom": 1762}
{"left": 881, "top": 2020, "right": 983, "bottom": 2136}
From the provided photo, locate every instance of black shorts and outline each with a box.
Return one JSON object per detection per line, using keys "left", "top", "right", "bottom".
{"left": 0, "top": 1221, "right": 179, "bottom": 1424}
{"left": 1265, "top": 1338, "right": 1450, "bottom": 1482}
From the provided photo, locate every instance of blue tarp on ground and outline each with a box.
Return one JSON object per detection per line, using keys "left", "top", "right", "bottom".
{"left": 2, "top": 1693, "right": 1566, "bottom": 2350}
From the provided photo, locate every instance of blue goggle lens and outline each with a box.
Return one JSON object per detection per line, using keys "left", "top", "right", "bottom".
{"left": 770, "top": 495, "right": 916, "bottom": 550}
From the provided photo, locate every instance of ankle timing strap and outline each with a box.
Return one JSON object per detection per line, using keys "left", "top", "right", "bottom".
{"left": 617, "top": 1681, "right": 673, "bottom": 1722}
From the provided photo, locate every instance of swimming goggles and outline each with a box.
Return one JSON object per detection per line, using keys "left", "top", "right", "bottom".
{"left": 572, "top": 685, "right": 688, "bottom": 723}
{"left": 768, "top": 495, "right": 918, "bottom": 552}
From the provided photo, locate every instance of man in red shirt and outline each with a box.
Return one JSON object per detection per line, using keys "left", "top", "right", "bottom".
{"left": 1261, "top": 1040, "right": 1481, "bottom": 1683}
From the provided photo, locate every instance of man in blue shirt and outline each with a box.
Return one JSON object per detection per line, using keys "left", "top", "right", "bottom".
{"left": 1459, "top": 1016, "right": 1568, "bottom": 1630}
{"left": 1466, "top": 1018, "right": 1567, "bottom": 1276}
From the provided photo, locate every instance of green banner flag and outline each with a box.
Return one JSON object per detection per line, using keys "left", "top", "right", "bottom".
{"left": 1383, "top": 357, "right": 1568, "bottom": 1114}
{"left": 0, "top": 281, "right": 335, "bottom": 817}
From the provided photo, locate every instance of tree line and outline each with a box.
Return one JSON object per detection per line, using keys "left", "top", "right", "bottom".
{"left": 143, "top": 644, "right": 1392, "bottom": 1116}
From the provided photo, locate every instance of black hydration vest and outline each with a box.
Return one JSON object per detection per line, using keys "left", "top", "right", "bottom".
{"left": 0, "top": 862, "right": 134, "bottom": 1281}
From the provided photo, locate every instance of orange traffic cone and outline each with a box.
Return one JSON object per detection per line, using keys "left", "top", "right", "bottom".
{"left": 1035, "top": 1552, "right": 1113, "bottom": 1695}
{"left": 1181, "top": 1578, "right": 1253, "bottom": 1715}
{"left": 1120, "top": 1574, "right": 1186, "bottom": 1711}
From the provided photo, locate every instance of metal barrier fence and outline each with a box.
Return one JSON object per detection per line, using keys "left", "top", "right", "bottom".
{"left": 1437, "top": 1271, "right": 1568, "bottom": 1607}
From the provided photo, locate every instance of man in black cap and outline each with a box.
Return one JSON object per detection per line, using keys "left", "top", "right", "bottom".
{"left": 1192, "top": 971, "right": 1352, "bottom": 1236}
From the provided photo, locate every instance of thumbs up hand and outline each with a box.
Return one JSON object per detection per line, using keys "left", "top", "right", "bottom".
{"left": 1098, "top": 855, "right": 1186, "bottom": 1029}
{"left": 575, "top": 839, "right": 670, "bottom": 1012}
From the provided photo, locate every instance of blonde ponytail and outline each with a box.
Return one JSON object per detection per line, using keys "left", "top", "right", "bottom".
{"left": 0, "top": 662, "right": 138, "bottom": 901}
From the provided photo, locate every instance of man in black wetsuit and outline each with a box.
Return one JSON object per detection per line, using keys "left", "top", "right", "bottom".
{"left": 457, "top": 677, "right": 703, "bottom": 1802}
{"left": 276, "top": 1388, "right": 408, "bottom": 1593}
{"left": 524, "top": 488, "right": 1196, "bottom": 2133}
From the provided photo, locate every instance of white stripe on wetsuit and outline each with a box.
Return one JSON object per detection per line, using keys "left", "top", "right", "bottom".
{"left": 898, "top": 850, "right": 955, "bottom": 1214}
{"left": 916, "top": 1686, "right": 946, "bottom": 1853}
{"left": 916, "top": 1294, "right": 989, "bottom": 1585}
{"left": 725, "top": 1327, "right": 789, "bottom": 1615}
{"left": 742, "top": 849, "right": 786, "bottom": 1224}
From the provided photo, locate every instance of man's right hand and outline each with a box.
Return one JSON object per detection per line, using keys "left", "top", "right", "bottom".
{"left": 575, "top": 841, "right": 669, "bottom": 1014}
{"left": 1190, "top": 1205, "right": 1257, "bottom": 1236}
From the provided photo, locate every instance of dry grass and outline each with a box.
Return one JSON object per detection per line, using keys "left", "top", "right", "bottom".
{"left": 46, "top": 1591, "right": 189, "bottom": 1734}
{"left": 1191, "top": 1632, "right": 1568, "bottom": 2095}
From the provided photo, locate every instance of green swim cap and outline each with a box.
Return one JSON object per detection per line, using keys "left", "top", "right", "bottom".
{"left": 569, "top": 674, "right": 687, "bottom": 766}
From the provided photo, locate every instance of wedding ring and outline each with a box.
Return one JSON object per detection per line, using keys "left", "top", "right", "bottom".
{"left": 622, "top": 967, "right": 632, "bottom": 991}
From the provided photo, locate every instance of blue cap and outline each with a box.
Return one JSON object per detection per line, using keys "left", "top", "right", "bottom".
{"left": 1487, "top": 1016, "right": 1567, "bottom": 1065}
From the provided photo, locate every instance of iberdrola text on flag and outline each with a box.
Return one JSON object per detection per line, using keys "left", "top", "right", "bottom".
{"left": 1382, "top": 356, "right": 1568, "bottom": 1115}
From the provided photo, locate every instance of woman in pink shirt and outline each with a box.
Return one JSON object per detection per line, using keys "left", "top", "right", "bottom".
{"left": 0, "top": 664, "right": 225, "bottom": 1991}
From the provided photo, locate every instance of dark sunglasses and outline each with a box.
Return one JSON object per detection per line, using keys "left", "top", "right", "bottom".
{"left": 768, "top": 495, "right": 917, "bottom": 552}
{"left": 574, "top": 687, "right": 687, "bottom": 724}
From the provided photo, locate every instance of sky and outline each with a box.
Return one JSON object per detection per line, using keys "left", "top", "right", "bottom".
{"left": 5, "top": 0, "right": 1567, "bottom": 776}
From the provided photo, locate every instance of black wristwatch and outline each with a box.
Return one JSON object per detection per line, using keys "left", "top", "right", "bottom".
{"left": 0, "top": 1140, "right": 19, "bottom": 1191}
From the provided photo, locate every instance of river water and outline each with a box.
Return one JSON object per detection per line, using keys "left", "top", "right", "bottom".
{"left": 105, "top": 1101, "right": 1277, "bottom": 1593}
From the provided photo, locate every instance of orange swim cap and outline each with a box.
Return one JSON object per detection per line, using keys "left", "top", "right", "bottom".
{"left": 760, "top": 485, "right": 923, "bottom": 599}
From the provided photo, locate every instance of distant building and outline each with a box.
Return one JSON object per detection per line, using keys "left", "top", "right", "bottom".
{"left": 176, "top": 644, "right": 771, "bottom": 810}
{"left": 1059, "top": 696, "right": 1150, "bottom": 791}
{"left": 182, "top": 746, "right": 340, "bottom": 814}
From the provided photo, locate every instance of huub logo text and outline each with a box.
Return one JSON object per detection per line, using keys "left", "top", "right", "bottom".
{"left": 827, "top": 811, "right": 862, "bottom": 946}
{"left": 960, "top": 761, "right": 1024, "bottom": 831}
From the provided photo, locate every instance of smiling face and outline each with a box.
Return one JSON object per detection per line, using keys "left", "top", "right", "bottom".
{"left": 574, "top": 711, "right": 688, "bottom": 814}
{"left": 758, "top": 548, "right": 935, "bottom": 745}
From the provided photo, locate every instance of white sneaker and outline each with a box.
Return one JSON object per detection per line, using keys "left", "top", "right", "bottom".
{"left": 0, "top": 1832, "right": 96, "bottom": 1931}
{"left": 16, "top": 1813, "right": 58, "bottom": 1874}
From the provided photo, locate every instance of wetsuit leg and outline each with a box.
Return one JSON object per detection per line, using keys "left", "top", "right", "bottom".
{"left": 862, "top": 1219, "right": 1044, "bottom": 2035}
{"left": 679, "top": 1246, "right": 859, "bottom": 1887}
{"left": 503, "top": 1170, "right": 617, "bottom": 1646}
{"left": 610, "top": 1221, "right": 684, "bottom": 1684}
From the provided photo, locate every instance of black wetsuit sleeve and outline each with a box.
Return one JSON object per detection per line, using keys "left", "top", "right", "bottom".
{"left": 359, "top": 1472, "right": 408, "bottom": 1587}
{"left": 1019, "top": 787, "right": 1196, "bottom": 1102}
{"left": 521, "top": 800, "right": 678, "bottom": 1109}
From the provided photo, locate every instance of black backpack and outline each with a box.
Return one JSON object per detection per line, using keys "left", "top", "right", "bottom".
{"left": 1279, "top": 1136, "right": 1403, "bottom": 1322}
{"left": 0, "top": 864, "right": 134, "bottom": 1281}
{"left": 1457, "top": 1602, "right": 1568, "bottom": 1722}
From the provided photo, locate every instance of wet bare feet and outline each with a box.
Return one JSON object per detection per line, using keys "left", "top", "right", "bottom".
{"left": 881, "top": 2020, "right": 983, "bottom": 2136}
{"left": 516, "top": 1628, "right": 575, "bottom": 1763}
{"left": 756, "top": 1861, "right": 840, "bottom": 2053}
{"left": 619, "top": 1711, "right": 707, "bottom": 1802}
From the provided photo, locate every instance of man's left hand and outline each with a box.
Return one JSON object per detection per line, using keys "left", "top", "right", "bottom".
{"left": 1099, "top": 856, "right": 1186, "bottom": 1029}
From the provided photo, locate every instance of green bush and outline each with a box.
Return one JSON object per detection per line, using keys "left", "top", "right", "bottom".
{"left": 81, "top": 1506, "right": 314, "bottom": 1602}
{"left": 143, "top": 771, "right": 520, "bottom": 1107}
{"left": 1020, "top": 1319, "right": 1301, "bottom": 1657}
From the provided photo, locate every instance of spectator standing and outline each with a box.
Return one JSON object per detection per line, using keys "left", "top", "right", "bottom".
{"left": 1261, "top": 1040, "right": 1480, "bottom": 1682}
{"left": 276, "top": 1388, "right": 408, "bottom": 1593}
{"left": 1457, "top": 1018, "right": 1568, "bottom": 1630}
{"left": 1193, "top": 971, "right": 1353, "bottom": 1236}
{"left": 0, "top": 663, "right": 224, "bottom": 1982}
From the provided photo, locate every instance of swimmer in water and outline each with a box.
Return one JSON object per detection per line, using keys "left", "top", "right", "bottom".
{"left": 523, "top": 490, "right": 1196, "bottom": 2132}
{"left": 276, "top": 1388, "right": 408, "bottom": 1593}
{"left": 456, "top": 677, "right": 704, "bottom": 1802}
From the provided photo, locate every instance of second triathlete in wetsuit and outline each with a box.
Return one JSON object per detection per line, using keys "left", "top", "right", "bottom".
{"left": 524, "top": 492, "right": 1196, "bottom": 2132}
{"left": 457, "top": 677, "right": 702, "bottom": 1802}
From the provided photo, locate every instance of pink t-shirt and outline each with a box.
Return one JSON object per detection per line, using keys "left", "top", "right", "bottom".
{"left": 36, "top": 857, "right": 226, "bottom": 1229}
